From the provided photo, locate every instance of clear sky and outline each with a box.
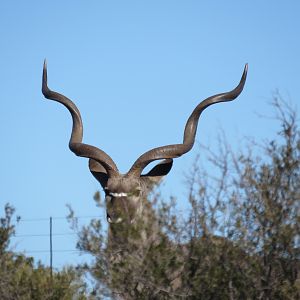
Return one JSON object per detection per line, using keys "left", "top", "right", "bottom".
{"left": 0, "top": 1, "right": 299, "bottom": 269}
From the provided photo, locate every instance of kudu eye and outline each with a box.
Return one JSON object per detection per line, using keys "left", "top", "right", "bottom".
{"left": 134, "top": 189, "right": 141, "bottom": 197}
{"left": 128, "top": 189, "right": 141, "bottom": 197}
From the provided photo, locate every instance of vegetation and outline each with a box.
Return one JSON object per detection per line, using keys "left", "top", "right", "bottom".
{"left": 0, "top": 204, "right": 89, "bottom": 300}
{"left": 69, "top": 97, "right": 300, "bottom": 299}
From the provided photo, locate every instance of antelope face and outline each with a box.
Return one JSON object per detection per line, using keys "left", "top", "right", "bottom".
{"left": 104, "top": 176, "right": 143, "bottom": 224}
{"left": 89, "top": 159, "right": 174, "bottom": 224}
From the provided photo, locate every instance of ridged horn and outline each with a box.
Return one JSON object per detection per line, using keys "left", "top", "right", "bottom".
{"left": 42, "top": 60, "right": 118, "bottom": 177}
{"left": 127, "top": 64, "right": 248, "bottom": 177}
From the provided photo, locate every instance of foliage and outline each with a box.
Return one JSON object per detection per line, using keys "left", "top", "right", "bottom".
{"left": 69, "top": 97, "right": 300, "bottom": 299}
{"left": 0, "top": 204, "right": 90, "bottom": 300}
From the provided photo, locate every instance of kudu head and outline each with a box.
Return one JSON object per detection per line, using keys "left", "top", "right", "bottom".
{"left": 42, "top": 61, "right": 247, "bottom": 224}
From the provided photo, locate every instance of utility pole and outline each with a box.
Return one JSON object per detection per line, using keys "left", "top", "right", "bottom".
{"left": 50, "top": 216, "right": 53, "bottom": 280}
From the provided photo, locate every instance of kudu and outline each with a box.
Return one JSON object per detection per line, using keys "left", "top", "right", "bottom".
{"left": 42, "top": 62, "right": 247, "bottom": 297}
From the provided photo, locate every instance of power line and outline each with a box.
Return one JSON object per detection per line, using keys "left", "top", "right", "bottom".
{"left": 10, "top": 215, "right": 106, "bottom": 264}
{"left": 22, "top": 249, "right": 82, "bottom": 254}
{"left": 13, "top": 232, "right": 76, "bottom": 238}
{"left": 18, "top": 215, "right": 102, "bottom": 222}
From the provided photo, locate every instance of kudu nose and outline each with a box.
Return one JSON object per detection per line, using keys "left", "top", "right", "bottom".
{"left": 107, "top": 213, "right": 123, "bottom": 224}
{"left": 106, "top": 192, "right": 135, "bottom": 224}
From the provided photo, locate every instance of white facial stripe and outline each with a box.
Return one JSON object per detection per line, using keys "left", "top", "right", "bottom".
{"left": 109, "top": 192, "right": 128, "bottom": 198}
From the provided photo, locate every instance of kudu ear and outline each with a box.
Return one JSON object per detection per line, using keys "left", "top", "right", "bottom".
{"left": 89, "top": 159, "right": 109, "bottom": 189}
{"left": 141, "top": 159, "right": 173, "bottom": 184}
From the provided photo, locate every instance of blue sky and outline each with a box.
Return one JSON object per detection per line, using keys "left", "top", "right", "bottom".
{"left": 0, "top": 1, "right": 299, "bottom": 268}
